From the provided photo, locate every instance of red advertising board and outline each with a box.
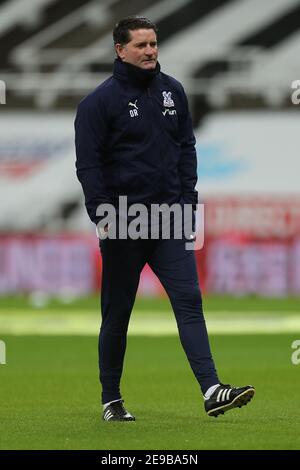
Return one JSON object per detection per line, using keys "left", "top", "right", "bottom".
{"left": 0, "top": 197, "right": 299, "bottom": 296}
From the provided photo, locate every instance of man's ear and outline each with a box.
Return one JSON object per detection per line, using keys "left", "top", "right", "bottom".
{"left": 115, "top": 44, "right": 125, "bottom": 60}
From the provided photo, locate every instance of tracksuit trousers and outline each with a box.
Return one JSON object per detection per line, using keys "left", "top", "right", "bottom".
{"left": 98, "top": 236, "right": 219, "bottom": 404}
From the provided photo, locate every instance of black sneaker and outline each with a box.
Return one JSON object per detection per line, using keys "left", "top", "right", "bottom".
{"left": 102, "top": 400, "right": 135, "bottom": 421}
{"left": 205, "top": 384, "right": 255, "bottom": 417}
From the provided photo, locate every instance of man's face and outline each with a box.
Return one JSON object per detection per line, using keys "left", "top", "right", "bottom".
{"left": 115, "top": 29, "right": 158, "bottom": 70}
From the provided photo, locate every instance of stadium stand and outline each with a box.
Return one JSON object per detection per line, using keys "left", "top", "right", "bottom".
{"left": 1, "top": 0, "right": 298, "bottom": 109}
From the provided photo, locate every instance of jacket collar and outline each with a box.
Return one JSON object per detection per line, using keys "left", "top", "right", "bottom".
{"left": 113, "top": 58, "right": 161, "bottom": 88}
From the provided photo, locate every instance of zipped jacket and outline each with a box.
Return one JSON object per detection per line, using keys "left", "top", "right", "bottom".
{"left": 75, "top": 58, "right": 198, "bottom": 224}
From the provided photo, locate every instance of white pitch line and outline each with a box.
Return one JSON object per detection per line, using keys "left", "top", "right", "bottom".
{"left": 0, "top": 311, "right": 300, "bottom": 335}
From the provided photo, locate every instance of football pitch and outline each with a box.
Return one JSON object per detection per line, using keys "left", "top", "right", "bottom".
{"left": 0, "top": 295, "right": 300, "bottom": 450}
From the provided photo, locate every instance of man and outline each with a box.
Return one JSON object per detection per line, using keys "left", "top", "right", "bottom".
{"left": 75, "top": 16, "right": 255, "bottom": 421}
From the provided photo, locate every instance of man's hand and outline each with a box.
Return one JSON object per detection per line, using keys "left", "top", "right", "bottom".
{"left": 96, "top": 223, "right": 111, "bottom": 239}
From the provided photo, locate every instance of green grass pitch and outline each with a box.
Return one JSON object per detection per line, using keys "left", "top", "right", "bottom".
{"left": 0, "top": 296, "right": 300, "bottom": 450}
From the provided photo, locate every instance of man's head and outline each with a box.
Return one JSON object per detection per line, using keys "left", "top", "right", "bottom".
{"left": 113, "top": 16, "right": 158, "bottom": 70}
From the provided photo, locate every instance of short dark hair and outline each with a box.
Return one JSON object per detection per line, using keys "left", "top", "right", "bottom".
{"left": 113, "top": 16, "right": 158, "bottom": 45}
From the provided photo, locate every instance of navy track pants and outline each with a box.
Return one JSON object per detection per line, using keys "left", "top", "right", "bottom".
{"left": 98, "top": 236, "right": 219, "bottom": 404}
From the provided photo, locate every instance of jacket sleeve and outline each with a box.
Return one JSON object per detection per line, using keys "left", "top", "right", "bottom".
{"left": 75, "top": 96, "right": 111, "bottom": 224}
{"left": 177, "top": 84, "right": 198, "bottom": 206}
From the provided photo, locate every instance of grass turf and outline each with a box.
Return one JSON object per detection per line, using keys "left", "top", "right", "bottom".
{"left": 1, "top": 294, "right": 300, "bottom": 313}
{"left": 1, "top": 332, "right": 300, "bottom": 450}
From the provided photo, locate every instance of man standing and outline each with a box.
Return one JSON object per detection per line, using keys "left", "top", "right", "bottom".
{"left": 75, "top": 16, "right": 255, "bottom": 421}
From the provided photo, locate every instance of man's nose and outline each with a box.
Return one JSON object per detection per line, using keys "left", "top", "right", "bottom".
{"left": 145, "top": 45, "right": 155, "bottom": 55}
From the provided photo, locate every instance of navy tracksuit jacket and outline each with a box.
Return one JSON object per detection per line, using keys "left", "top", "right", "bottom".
{"left": 75, "top": 58, "right": 198, "bottom": 219}
{"left": 75, "top": 59, "right": 219, "bottom": 403}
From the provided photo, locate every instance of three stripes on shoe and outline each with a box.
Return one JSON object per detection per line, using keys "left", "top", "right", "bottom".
{"left": 216, "top": 387, "right": 232, "bottom": 402}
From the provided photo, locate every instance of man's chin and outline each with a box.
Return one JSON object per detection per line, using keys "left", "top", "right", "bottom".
{"left": 141, "top": 61, "right": 157, "bottom": 70}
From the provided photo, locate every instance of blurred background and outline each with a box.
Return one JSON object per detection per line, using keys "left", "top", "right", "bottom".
{"left": 0, "top": 0, "right": 300, "bottom": 303}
